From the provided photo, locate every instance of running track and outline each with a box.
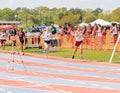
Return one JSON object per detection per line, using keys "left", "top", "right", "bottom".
{"left": 0, "top": 51, "right": 120, "bottom": 93}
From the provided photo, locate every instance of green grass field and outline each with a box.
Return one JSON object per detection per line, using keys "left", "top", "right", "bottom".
{"left": 1, "top": 46, "right": 120, "bottom": 63}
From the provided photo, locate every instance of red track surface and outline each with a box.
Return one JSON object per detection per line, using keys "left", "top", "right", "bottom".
{"left": 0, "top": 51, "right": 120, "bottom": 93}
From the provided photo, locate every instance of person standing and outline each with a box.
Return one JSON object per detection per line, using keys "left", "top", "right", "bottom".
{"left": 92, "top": 23, "right": 98, "bottom": 38}
{"left": 43, "top": 27, "right": 52, "bottom": 58}
{"left": 70, "top": 27, "right": 75, "bottom": 48}
{"left": 97, "top": 24, "right": 103, "bottom": 50}
{"left": 12, "top": 27, "right": 17, "bottom": 36}
{"left": 50, "top": 24, "right": 57, "bottom": 48}
{"left": 66, "top": 23, "right": 72, "bottom": 43}
{"left": 72, "top": 26, "right": 84, "bottom": 59}
{"left": 110, "top": 23, "right": 118, "bottom": 44}
{"left": 102, "top": 27, "right": 107, "bottom": 44}
{"left": 18, "top": 28, "right": 25, "bottom": 53}
{"left": 85, "top": 24, "right": 92, "bottom": 49}
{"left": 63, "top": 23, "right": 68, "bottom": 33}
{"left": 57, "top": 26, "right": 64, "bottom": 47}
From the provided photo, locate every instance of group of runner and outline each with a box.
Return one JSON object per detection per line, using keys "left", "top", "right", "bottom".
{"left": 0, "top": 22, "right": 118, "bottom": 59}
{"left": 0, "top": 27, "right": 25, "bottom": 53}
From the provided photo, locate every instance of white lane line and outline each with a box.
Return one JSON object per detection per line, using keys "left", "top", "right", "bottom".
{"left": 56, "top": 89, "right": 72, "bottom": 93}
{"left": 0, "top": 88, "right": 6, "bottom": 91}
{"left": 0, "top": 88, "right": 13, "bottom": 93}
{"left": 90, "top": 84, "right": 100, "bottom": 87}
{"left": 117, "top": 69, "right": 120, "bottom": 71}
{"left": 7, "top": 91, "right": 12, "bottom": 93}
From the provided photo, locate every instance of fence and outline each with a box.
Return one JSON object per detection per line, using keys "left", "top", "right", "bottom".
{"left": 4, "top": 33, "right": 120, "bottom": 52}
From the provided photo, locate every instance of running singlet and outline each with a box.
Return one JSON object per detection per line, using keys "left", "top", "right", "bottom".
{"left": 112, "top": 27, "right": 118, "bottom": 35}
{"left": 0, "top": 33, "right": 6, "bottom": 40}
{"left": 76, "top": 32, "right": 83, "bottom": 42}
{"left": 97, "top": 27, "right": 102, "bottom": 37}
{"left": 43, "top": 32, "right": 51, "bottom": 41}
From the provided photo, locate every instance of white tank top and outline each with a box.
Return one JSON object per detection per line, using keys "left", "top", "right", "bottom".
{"left": 97, "top": 27, "right": 102, "bottom": 37}
{"left": 43, "top": 31, "right": 51, "bottom": 41}
{"left": 76, "top": 32, "right": 83, "bottom": 42}
{"left": 112, "top": 27, "right": 117, "bottom": 35}
{"left": 0, "top": 33, "right": 6, "bottom": 40}
{"left": 70, "top": 31, "right": 74, "bottom": 36}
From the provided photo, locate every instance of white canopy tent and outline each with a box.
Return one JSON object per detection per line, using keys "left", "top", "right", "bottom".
{"left": 111, "top": 21, "right": 120, "bottom": 25}
{"left": 79, "top": 22, "right": 88, "bottom": 27}
{"left": 90, "top": 19, "right": 110, "bottom": 26}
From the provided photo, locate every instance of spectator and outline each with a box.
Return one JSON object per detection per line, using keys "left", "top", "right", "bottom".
{"left": 102, "top": 27, "right": 107, "bottom": 44}
{"left": 96, "top": 24, "right": 103, "bottom": 50}
{"left": 57, "top": 26, "right": 63, "bottom": 35}
{"left": 57, "top": 26, "right": 64, "bottom": 47}
{"left": 63, "top": 23, "right": 68, "bottom": 34}
{"left": 92, "top": 23, "right": 98, "bottom": 38}
{"left": 12, "top": 27, "right": 17, "bottom": 36}
{"left": 66, "top": 23, "right": 72, "bottom": 43}
{"left": 8, "top": 28, "right": 13, "bottom": 41}
{"left": 36, "top": 27, "right": 42, "bottom": 47}
{"left": 31, "top": 26, "right": 36, "bottom": 32}
{"left": 110, "top": 23, "right": 118, "bottom": 44}
{"left": 85, "top": 24, "right": 92, "bottom": 49}
{"left": 70, "top": 27, "right": 75, "bottom": 48}
{"left": 50, "top": 24, "right": 57, "bottom": 48}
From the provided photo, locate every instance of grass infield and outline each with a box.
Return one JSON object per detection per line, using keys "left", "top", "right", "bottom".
{"left": 1, "top": 46, "right": 120, "bottom": 63}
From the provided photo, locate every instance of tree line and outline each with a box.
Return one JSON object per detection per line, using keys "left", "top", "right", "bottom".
{"left": 0, "top": 6, "right": 120, "bottom": 28}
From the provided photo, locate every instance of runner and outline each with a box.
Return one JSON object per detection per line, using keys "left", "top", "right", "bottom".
{"left": 72, "top": 26, "right": 84, "bottom": 59}
{"left": 43, "top": 27, "right": 52, "bottom": 58}
{"left": 0, "top": 30, "right": 7, "bottom": 50}
{"left": 18, "top": 27, "right": 25, "bottom": 53}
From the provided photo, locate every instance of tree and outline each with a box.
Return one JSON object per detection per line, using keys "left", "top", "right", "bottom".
{"left": 83, "top": 13, "right": 97, "bottom": 23}
{"left": 98, "top": 11, "right": 111, "bottom": 21}
{"left": 22, "top": 7, "right": 30, "bottom": 13}
{"left": 0, "top": 8, "right": 15, "bottom": 20}
{"left": 92, "top": 8, "right": 103, "bottom": 16}
{"left": 111, "top": 8, "right": 120, "bottom": 22}
{"left": 55, "top": 12, "right": 80, "bottom": 26}
{"left": 15, "top": 7, "right": 22, "bottom": 12}
{"left": 69, "top": 8, "right": 83, "bottom": 14}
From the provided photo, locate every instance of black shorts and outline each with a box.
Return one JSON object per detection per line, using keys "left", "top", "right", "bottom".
{"left": 44, "top": 40, "right": 51, "bottom": 45}
{"left": 19, "top": 39, "right": 24, "bottom": 44}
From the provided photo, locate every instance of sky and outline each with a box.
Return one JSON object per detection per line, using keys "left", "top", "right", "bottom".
{"left": 0, "top": 0, "right": 120, "bottom": 11}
